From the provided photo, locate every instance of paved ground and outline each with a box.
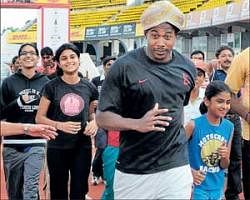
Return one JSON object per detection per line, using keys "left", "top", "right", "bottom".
{"left": 0, "top": 146, "right": 245, "bottom": 200}
{"left": 0, "top": 146, "right": 104, "bottom": 200}
{"left": 1, "top": 166, "right": 104, "bottom": 200}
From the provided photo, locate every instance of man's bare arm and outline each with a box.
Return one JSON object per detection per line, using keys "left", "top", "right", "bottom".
{"left": 230, "top": 95, "right": 250, "bottom": 124}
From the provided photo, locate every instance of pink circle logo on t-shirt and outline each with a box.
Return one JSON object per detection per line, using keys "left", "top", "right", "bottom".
{"left": 60, "top": 93, "right": 84, "bottom": 116}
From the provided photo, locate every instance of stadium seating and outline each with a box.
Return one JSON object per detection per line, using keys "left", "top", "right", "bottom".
{"left": 174, "top": 0, "right": 205, "bottom": 13}
{"left": 107, "top": 4, "right": 149, "bottom": 25}
{"left": 11, "top": 0, "right": 238, "bottom": 36}
{"left": 70, "top": 0, "right": 126, "bottom": 10}
{"left": 195, "top": 0, "right": 234, "bottom": 11}
{"left": 70, "top": 8, "right": 121, "bottom": 27}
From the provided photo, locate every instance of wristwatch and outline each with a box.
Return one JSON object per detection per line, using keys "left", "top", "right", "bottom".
{"left": 23, "top": 124, "right": 30, "bottom": 135}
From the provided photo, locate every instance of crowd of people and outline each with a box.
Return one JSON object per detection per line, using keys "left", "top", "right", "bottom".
{"left": 0, "top": 1, "right": 249, "bottom": 200}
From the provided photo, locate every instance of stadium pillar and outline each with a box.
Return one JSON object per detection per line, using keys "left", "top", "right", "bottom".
{"left": 37, "top": 7, "right": 70, "bottom": 52}
{"left": 112, "top": 40, "right": 120, "bottom": 57}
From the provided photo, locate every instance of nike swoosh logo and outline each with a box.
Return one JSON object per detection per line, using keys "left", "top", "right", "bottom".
{"left": 25, "top": 98, "right": 38, "bottom": 104}
{"left": 138, "top": 79, "right": 147, "bottom": 84}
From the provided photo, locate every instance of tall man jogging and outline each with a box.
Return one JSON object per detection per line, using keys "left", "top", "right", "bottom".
{"left": 96, "top": 1, "right": 196, "bottom": 199}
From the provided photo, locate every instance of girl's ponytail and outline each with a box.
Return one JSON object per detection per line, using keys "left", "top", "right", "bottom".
{"left": 199, "top": 101, "right": 207, "bottom": 114}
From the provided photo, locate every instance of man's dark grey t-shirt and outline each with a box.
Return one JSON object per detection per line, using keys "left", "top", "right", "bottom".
{"left": 99, "top": 47, "right": 196, "bottom": 174}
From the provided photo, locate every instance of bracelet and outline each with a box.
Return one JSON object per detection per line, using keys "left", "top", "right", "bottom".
{"left": 55, "top": 122, "right": 63, "bottom": 131}
{"left": 23, "top": 124, "right": 31, "bottom": 135}
{"left": 245, "top": 112, "right": 250, "bottom": 121}
{"left": 55, "top": 122, "right": 60, "bottom": 130}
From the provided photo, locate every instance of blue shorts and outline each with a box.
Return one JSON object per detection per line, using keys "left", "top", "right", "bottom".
{"left": 192, "top": 187, "right": 223, "bottom": 200}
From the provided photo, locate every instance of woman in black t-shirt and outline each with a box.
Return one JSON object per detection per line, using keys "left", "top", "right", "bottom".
{"left": 36, "top": 43, "right": 98, "bottom": 200}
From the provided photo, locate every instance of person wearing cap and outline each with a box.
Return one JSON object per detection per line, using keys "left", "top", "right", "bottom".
{"left": 92, "top": 56, "right": 117, "bottom": 93}
{"left": 91, "top": 56, "right": 117, "bottom": 186}
{"left": 96, "top": 1, "right": 196, "bottom": 199}
{"left": 184, "top": 59, "right": 207, "bottom": 126}
{"left": 92, "top": 57, "right": 120, "bottom": 199}
{"left": 91, "top": 56, "right": 120, "bottom": 200}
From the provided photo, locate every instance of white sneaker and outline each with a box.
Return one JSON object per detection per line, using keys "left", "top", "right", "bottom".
{"left": 85, "top": 194, "right": 92, "bottom": 200}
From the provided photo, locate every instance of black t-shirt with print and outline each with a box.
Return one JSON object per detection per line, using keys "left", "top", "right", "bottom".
{"left": 1, "top": 71, "right": 49, "bottom": 141}
{"left": 98, "top": 47, "right": 196, "bottom": 174}
{"left": 42, "top": 77, "right": 98, "bottom": 149}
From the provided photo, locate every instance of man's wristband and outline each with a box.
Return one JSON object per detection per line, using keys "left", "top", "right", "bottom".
{"left": 55, "top": 122, "right": 62, "bottom": 131}
{"left": 23, "top": 124, "right": 31, "bottom": 135}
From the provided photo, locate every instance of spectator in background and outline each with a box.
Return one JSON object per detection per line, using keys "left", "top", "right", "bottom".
{"left": 210, "top": 46, "right": 242, "bottom": 200}
{"left": 101, "top": 130, "right": 120, "bottom": 200}
{"left": 191, "top": 50, "right": 205, "bottom": 61}
{"left": 225, "top": 47, "right": 250, "bottom": 200}
{"left": 91, "top": 56, "right": 117, "bottom": 185}
{"left": 92, "top": 56, "right": 116, "bottom": 93}
{"left": 210, "top": 46, "right": 235, "bottom": 82}
{"left": 10, "top": 55, "right": 21, "bottom": 73}
{"left": 96, "top": 1, "right": 196, "bottom": 199}
{"left": 37, "top": 46, "right": 57, "bottom": 77}
{"left": 93, "top": 56, "right": 120, "bottom": 200}
{"left": 91, "top": 127, "right": 106, "bottom": 185}
{"left": 191, "top": 50, "right": 209, "bottom": 88}
{"left": 190, "top": 50, "right": 220, "bottom": 78}
{"left": 207, "top": 58, "right": 220, "bottom": 77}
{"left": 0, "top": 43, "right": 50, "bottom": 200}
{"left": 184, "top": 59, "right": 207, "bottom": 126}
{"left": 96, "top": 55, "right": 107, "bottom": 75}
